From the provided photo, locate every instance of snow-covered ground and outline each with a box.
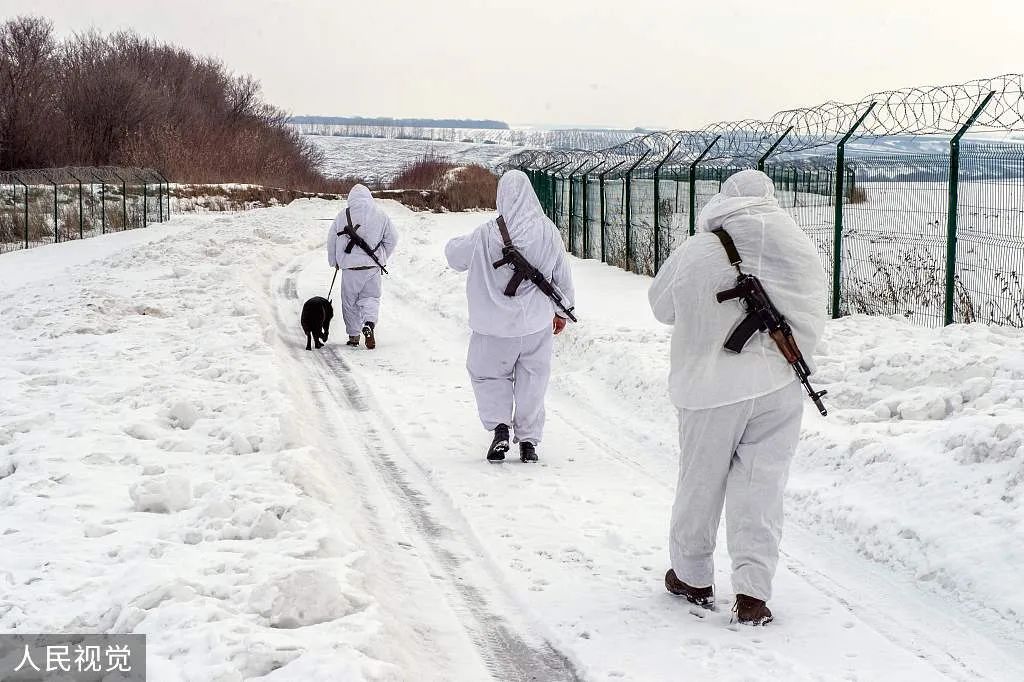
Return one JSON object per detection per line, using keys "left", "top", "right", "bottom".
{"left": 2, "top": 200, "right": 1024, "bottom": 680}
{"left": 309, "top": 135, "right": 516, "bottom": 184}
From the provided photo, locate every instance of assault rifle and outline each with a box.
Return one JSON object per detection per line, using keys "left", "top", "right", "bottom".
{"left": 339, "top": 207, "right": 388, "bottom": 274}
{"left": 492, "top": 216, "right": 578, "bottom": 322}
{"left": 712, "top": 228, "right": 828, "bottom": 416}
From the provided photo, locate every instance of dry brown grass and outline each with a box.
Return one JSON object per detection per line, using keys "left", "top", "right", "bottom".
{"left": 386, "top": 154, "right": 497, "bottom": 211}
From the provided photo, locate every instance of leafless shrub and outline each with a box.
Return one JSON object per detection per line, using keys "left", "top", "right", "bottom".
{"left": 0, "top": 15, "right": 350, "bottom": 192}
{"left": 842, "top": 247, "right": 951, "bottom": 319}
{"left": 443, "top": 165, "right": 497, "bottom": 211}
{"left": 28, "top": 211, "right": 51, "bottom": 240}
{"left": 387, "top": 154, "right": 497, "bottom": 211}
{"left": 389, "top": 153, "right": 458, "bottom": 190}
{"left": 0, "top": 209, "right": 16, "bottom": 242}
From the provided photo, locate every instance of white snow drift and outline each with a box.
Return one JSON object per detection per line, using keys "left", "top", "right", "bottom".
{"left": 2, "top": 199, "right": 1023, "bottom": 681}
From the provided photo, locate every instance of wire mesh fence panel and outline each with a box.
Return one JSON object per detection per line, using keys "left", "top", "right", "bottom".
{"left": 955, "top": 143, "right": 1024, "bottom": 326}
{"left": 570, "top": 177, "right": 584, "bottom": 257}
{"left": 658, "top": 173, "right": 690, "bottom": 265}
{"left": 837, "top": 150, "right": 951, "bottom": 325}
{"left": 26, "top": 185, "right": 57, "bottom": 247}
{"left": 764, "top": 161, "right": 838, "bottom": 316}
{"left": 555, "top": 176, "right": 569, "bottom": 243}
{"left": 506, "top": 75, "right": 1024, "bottom": 328}
{"left": 603, "top": 177, "right": 627, "bottom": 267}
{"left": 630, "top": 173, "right": 657, "bottom": 275}
{"left": 0, "top": 168, "right": 169, "bottom": 256}
{"left": 0, "top": 183, "right": 21, "bottom": 254}
{"left": 585, "top": 177, "right": 601, "bottom": 260}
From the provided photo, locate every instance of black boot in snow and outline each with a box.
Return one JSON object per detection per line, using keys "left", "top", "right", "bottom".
{"left": 733, "top": 594, "right": 773, "bottom": 626}
{"left": 346, "top": 335, "right": 360, "bottom": 347}
{"left": 362, "top": 322, "right": 376, "bottom": 350}
{"left": 665, "top": 569, "right": 715, "bottom": 609}
{"left": 519, "top": 442, "right": 538, "bottom": 463}
{"left": 487, "top": 424, "right": 510, "bottom": 462}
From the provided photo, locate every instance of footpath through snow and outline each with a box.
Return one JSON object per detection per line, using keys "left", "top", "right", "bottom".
{"left": 1, "top": 200, "right": 1023, "bottom": 681}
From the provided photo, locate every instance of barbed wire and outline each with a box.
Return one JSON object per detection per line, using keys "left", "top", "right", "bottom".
{"left": 504, "top": 74, "right": 1024, "bottom": 175}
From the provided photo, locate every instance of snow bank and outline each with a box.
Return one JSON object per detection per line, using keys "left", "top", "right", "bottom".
{"left": 0, "top": 202, "right": 401, "bottom": 680}
{"left": 392, "top": 207, "right": 1024, "bottom": 648}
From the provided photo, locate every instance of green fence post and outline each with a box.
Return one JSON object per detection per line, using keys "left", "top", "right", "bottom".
{"left": 581, "top": 160, "right": 602, "bottom": 258}
{"left": 14, "top": 175, "right": 28, "bottom": 249}
{"left": 757, "top": 126, "right": 793, "bottom": 172}
{"left": 567, "top": 166, "right": 577, "bottom": 253}
{"left": 598, "top": 161, "right": 625, "bottom": 264}
{"left": 120, "top": 173, "right": 127, "bottom": 230}
{"left": 689, "top": 136, "right": 721, "bottom": 236}
{"left": 549, "top": 170, "right": 556, "bottom": 222}
{"left": 945, "top": 90, "right": 996, "bottom": 325}
{"left": 156, "top": 171, "right": 163, "bottom": 222}
{"left": 77, "top": 178, "right": 84, "bottom": 238}
{"left": 155, "top": 170, "right": 171, "bottom": 220}
{"left": 551, "top": 163, "right": 567, "bottom": 231}
{"left": 49, "top": 175, "right": 58, "bottom": 244}
{"left": 14, "top": 175, "right": 26, "bottom": 249}
{"left": 582, "top": 170, "right": 590, "bottom": 258}
{"left": 68, "top": 171, "right": 84, "bottom": 239}
{"left": 567, "top": 160, "right": 588, "bottom": 255}
{"left": 597, "top": 170, "right": 605, "bottom": 262}
{"left": 653, "top": 140, "right": 683, "bottom": 272}
{"left": 94, "top": 172, "right": 106, "bottom": 234}
{"left": 832, "top": 102, "right": 877, "bottom": 319}
{"left": 623, "top": 151, "right": 651, "bottom": 271}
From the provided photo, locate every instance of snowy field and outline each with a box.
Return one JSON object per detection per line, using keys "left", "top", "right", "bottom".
{"left": 2, "top": 200, "right": 1024, "bottom": 680}
{"left": 308, "top": 135, "right": 517, "bottom": 183}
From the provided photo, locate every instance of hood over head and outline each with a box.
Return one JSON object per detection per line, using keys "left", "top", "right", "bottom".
{"left": 347, "top": 184, "right": 373, "bottom": 208}
{"left": 696, "top": 169, "right": 781, "bottom": 233}
{"left": 497, "top": 170, "right": 547, "bottom": 244}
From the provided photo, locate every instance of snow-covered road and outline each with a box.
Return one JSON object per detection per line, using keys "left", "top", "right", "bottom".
{"left": 3, "top": 200, "right": 1024, "bottom": 681}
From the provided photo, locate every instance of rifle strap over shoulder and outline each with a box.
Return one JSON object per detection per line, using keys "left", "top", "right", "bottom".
{"left": 711, "top": 227, "right": 743, "bottom": 267}
{"left": 341, "top": 208, "right": 360, "bottom": 254}
{"left": 496, "top": 215, "right": 513, "bottom": 248}
{"left": 494, "top": 215, "right": 527, "bottom": 296}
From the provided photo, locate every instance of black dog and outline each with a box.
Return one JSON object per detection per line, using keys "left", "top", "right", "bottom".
{"left": 301, "top": 296, "right": 334, "bottom": 350}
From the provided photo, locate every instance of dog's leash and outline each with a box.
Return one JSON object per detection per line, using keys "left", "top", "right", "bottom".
{"left": 327, "top": 268, "right": 338, "bottom": 302}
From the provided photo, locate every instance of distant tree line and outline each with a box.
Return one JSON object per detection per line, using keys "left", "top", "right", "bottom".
{"left": 290, "top": 116, "right": 510, "bottom": 130}
{"left": 0, "top": 16, "right": 348, "bottom": 191}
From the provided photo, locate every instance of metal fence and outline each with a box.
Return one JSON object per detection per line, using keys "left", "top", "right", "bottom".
{"left": 509, "top": 75, "right": 1024, "bottom": 328}
{"left": 0, "top": 167, "right": 171, "bottom": 255}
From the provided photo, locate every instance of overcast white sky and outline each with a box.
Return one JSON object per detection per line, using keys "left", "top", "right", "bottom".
{"left": 5, "top": 0, "right": 1021, "bottom": 129}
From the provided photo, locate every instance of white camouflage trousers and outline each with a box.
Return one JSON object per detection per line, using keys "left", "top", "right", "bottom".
{"left": 670, "top": 380, "right": 804, "bottom": 601}
{"left": 340, "top": 268, "right": 382, "bottom": 336}
{"left": 467, "top": 328, "right": 553, "bottom": 445}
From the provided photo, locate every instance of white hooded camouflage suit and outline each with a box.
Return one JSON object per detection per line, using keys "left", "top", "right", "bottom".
{"left": 649, "top": 169, "right": 827, "bottom": 602}
{"left": 328, "top": 184, "right": 400, "bottom": 337}
{"left": 445, "top": 170, "right": 575, "bottom": 445}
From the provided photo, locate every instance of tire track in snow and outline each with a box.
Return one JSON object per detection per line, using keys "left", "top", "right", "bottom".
{"left": 275, "top": 258, "right": 581, "bottom": 682}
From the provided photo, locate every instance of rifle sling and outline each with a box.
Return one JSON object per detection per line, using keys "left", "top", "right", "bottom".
{"left": 339, "top": 207, "right": 385, "bottom": 263}
{"left": 495, "top": 215, "right": 527, "bottom": 296}
{"left": 711, "top": 227, "right": 743, "bottom": 267}
{"left": 341, "top": 208, "right": 358, "bottom": 254}
{"left": 712, "top": 226, "right": 760, "bottom": 351}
